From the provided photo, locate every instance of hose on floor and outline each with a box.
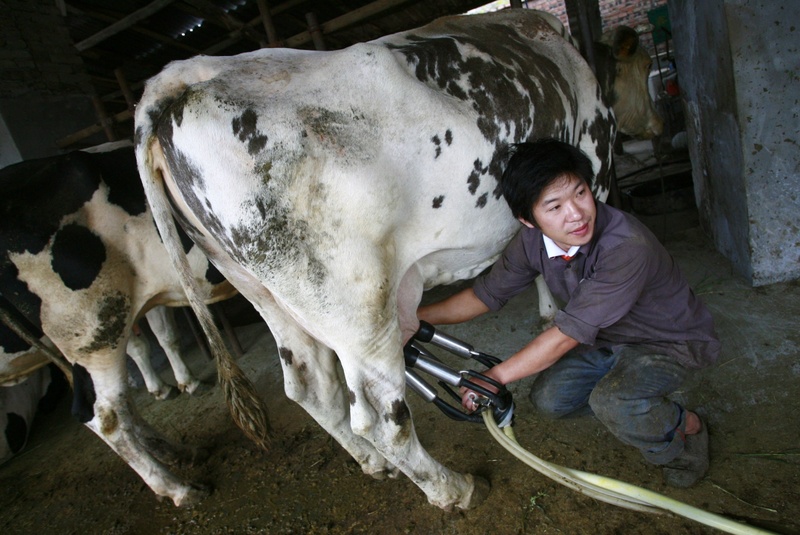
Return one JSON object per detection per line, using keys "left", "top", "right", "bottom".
{"left": 482, "top": 411, "right": 777, "bottom": 535}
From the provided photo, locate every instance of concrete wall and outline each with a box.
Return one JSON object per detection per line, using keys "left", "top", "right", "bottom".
{"left": 0, "top": 114, "right": 22, "bottom": 168}
{"left": 670, "top": 0, "right": 799, "bottom": 286}
{"left": 0, "top": 0, "right": 97, "bottom": 164}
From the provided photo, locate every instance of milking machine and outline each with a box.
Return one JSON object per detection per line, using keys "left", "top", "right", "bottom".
{"left": 405, "top": 321, "right": 778, "bottom": 535}
{"left": 404, "top": 320, "right": 514, "bottom": 429}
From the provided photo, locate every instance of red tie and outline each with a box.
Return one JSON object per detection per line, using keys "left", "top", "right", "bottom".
{"left": 561, "top": 255, "right": 572, "bottom": 262}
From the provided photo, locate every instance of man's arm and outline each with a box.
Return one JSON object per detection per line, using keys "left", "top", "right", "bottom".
{"left": 417, "top": 287, "right": 491, "bottom": 326}
{"left": 489, "top": 326, "right": 578, "bottom": 385}
{"left": 462, "top": 326, "right": 579, "bottom": 410}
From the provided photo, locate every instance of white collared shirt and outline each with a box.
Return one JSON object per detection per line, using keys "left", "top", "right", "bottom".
{"left": 543, "top": 234, "right": 580, "bottom": 259}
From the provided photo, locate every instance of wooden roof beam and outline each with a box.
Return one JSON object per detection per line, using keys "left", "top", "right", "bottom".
{"left": 74, "top": 0, "right": 178, "bottom": 51}
{"left": 67, "top": 3, "right": 200, "bottom": 55}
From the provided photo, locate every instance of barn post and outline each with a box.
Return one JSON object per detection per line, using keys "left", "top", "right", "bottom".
{"left": 564, "top": 0, "right": 602, "bottom": 73}
{"left": 114, "top": 68, "right": 137, "bottom": 116}
{"left": 256, "top": 0, "right": 282, "bottom": 47}
{"left": 306, "top": 12, "right": 326, "bottom": 51}
{"left": 91, "top": 95, "right": 117, "bottom": 142}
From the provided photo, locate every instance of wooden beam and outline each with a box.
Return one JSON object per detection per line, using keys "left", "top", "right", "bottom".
{"left": 306, "top": 12, "right": 326, "bottom": 51}
{"left": 114, "top": 68, "right": 137, "bottom": 115}
{"left": 284, "top": 0, "right": 413, "bottom": 48}
{"left": 91, "top": 95, "right": 117, "bottom": 141}
{"left": 75, "top": 0, "right": 178, "bottom": 51}
{"left": 256, "top": 0, "right": 282, "bottom": 46}
{"left": 56, "top": 109, "right": 132, "bottom": 149}
{"left": 67, "top": 4, "right": 201, "bottom": 55}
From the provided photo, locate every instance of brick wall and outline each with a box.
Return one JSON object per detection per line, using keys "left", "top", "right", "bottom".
{"left": 0, "top": 0, "right": 92, "bottom": 98}
{"left": 522, "top": 0, "right": 669, "bottom": 56}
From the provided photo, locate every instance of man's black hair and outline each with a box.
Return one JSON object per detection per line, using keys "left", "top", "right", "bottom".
{"left": 500, "top": 139, "right": 595, "bottom": 225}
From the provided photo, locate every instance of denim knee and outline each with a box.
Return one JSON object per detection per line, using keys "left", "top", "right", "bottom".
{"left": 588, "top": 383, "right": 628, "bottom": 429}
{"left": 529, "top": 378, "right": 591, "bottom": 419}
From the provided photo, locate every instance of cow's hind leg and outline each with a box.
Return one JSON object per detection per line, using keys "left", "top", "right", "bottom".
{"left": 338, "top": 331, "right": 488, "bottom": 511}
{"left": 71, "top": 348, "right": 209, "bottom": 506}
{"left": 253, "top": 293, "right": 398, "bottom": 479}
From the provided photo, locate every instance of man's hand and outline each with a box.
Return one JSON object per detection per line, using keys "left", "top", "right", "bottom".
{"left": 459, "top": 373, "right": 500, "bottom": 412}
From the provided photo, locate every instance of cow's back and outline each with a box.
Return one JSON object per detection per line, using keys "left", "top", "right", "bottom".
{"left": 137, "top": 10, "right": 614, "bottom": 295}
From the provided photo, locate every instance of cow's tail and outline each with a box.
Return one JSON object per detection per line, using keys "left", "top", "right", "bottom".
{"left": 136, "top": 134, "right": 271, "bottom": 451}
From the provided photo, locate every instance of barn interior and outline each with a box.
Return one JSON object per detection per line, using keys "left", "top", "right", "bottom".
{"left": 1, "top": 1, "right": 798, "bottom": 534}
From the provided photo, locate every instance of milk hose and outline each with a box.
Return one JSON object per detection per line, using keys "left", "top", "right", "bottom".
{"left": 482, "top": 410, "right": 778, "bottom": 535}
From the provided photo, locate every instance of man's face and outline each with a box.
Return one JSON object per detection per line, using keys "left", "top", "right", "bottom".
{"left": 522, "top": 174, "right": 596, "bottom": 251}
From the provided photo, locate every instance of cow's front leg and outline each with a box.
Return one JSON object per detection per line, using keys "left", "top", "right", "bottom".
{"left": 144, "top": 306, "right": 204, "bottom": 394}
{"left": 126, "top": 327, "right": 179, "bottom": 400}
{"left": 70, "top": 348, "right": 209, "bottom": 506}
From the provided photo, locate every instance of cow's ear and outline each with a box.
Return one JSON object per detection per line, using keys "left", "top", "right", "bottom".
{"left": 612, "top": 26, "right": 640, "bottom": 59}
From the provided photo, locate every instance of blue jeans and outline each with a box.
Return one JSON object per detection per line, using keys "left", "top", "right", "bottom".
{"left": 529, "top": 345, "right": 689, "bottom": 465}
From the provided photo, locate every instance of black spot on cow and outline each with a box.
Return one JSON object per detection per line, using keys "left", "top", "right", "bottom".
{"left": 278, "top": 347, "right": 294, "bottom": 366}
{"left": 445, "top": 129, "right": 453, "bottom": 145}
{"left": 0, "top": 293, "right": 42, "bottom": 353}
{"left": 432, "top": 195, "right": 444, "bottom": 208}
{"left": 134, "top": 126, "right": 144, "bottom": 148}
{"left": 431, "top": 134, "right": 442, "bottom": 158}
{"left": 51, "top": 224, "right": 106, "bottom": 291}
{"left": 467, "top": 169, "right": 480, "bottom": 195}
{"left": 81, "top": 291, "right": 130, "bottom": 353}
{"left": 348, "top": 389, "right": 356, "bottom": 406}
{"left": 476, "top": 192, "right": 488, "bottom": 208}
{"left": 467, "top": 158, "right": 488, "bottom": 195}
{"left": 38, "top": 365, "right": 68, "bottom": 414}
{"left": 71, "top": 363, "right": 96, "bottom": 423}
{"left": 0, "top": 268, "right": 43, "bottom": 339}
{"left": 205, "top": 261, "right": 226, "bottom": 285}
{"left": 384, "top": 399, "right": 412, "bottom": 440}
{"left": 4, "top": 413, "right": 27, "bottom": 454}
{"left": 94, "top": 148, "right": 147, "bottom": 216}
{"left": 389, "top": 25, "right": 576, "bottom": 193}
{"left": 1, "top": 151, "right": 101, "bottom": 257}
{"left": 582, "top": 109, "right": 615, "bottom": 192}
{"left": 232, "top": 109, "right": 269, "bottom": 156}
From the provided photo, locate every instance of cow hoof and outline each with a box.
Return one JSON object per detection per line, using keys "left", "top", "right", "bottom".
{"left": 368, "top": 466, "right": 401, "bottom": 480}
{"left": 463, "top": 475, "right": 491, "bottom": 510}
{"left": 175, "top": 482, "right": 213, "bottom": 507}
{"left": 154, "top": 386, "right": 180, "bottom": 400}
{"left": 185, "top": 381, "right": 213, "bottom": 395}
{"left": 186, "top": 446, "right": 211, "bottom": 466}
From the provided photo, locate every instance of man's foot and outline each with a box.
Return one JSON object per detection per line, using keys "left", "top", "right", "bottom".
{"left": 663, "top": 416, "right": 709, "bottom": 488}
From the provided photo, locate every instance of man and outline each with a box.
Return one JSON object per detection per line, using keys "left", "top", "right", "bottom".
{"left": 417, "top": 139, "right": 720, "bottom": 487}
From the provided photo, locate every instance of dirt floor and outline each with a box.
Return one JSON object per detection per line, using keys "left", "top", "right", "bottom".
{"left": 1, "top": 146, "right": 798, "bottom": 535}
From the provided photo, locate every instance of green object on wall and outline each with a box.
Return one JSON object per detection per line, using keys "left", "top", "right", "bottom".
{"left": 648, "top": 5, "right": 671, "bottom": 45}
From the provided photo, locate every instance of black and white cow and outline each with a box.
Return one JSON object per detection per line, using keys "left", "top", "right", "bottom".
{"left": 134, "top": 9, "right": 663, "bottom": 509}
{"left": 0, "top": 143, "right": 238, "bottom": 503}
{"left": 0, "top": 364, "right": 67, "bottom": 465}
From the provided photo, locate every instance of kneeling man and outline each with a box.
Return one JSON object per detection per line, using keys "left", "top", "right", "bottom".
{"left": 418, "top": 139, "right": 720, "bottom": 487}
